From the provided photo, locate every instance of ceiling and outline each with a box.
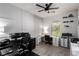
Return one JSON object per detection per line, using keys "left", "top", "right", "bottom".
{"left": 11, "top": 3, "right": 79, "bottom": 18}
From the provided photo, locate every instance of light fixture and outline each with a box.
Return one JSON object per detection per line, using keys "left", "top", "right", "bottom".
{"left": 43, "top": 26, "right": 49, "bottom": 34}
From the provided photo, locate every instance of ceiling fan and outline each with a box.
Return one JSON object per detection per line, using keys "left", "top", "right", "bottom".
{"left": 36, "top": 3, "right": 59, "bottom": 13}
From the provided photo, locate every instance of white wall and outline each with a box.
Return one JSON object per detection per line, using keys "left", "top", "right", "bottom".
{"left": 43, "top": 9, "right": 78, "bottom": 38}
{"left": 77, "top": 8, "right": 79, "bottom": 38}
{"left": 0, "top": 3, "right": 43, "bottom": 38}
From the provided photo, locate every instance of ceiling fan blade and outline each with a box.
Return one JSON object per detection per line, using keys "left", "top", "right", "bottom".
{"left": 49, "top": 3, "right": 53, "bottom": 7}
{"left": 47, "top": 3, "right": 52, "bottom": 8}
{"left": 36, "top": 4, "right": 45, "bottom": 8}
{"left": 49, "top": 7, "right": 59, "bottom": 10}
{"left": 38, "top": 9, "right": 44, "bottom": 12}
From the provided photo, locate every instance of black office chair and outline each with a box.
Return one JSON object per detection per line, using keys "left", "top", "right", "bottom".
{"left": 44, "top": 35, "right": 52, "bottom": 44}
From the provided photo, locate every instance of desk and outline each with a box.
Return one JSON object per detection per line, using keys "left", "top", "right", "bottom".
{"left": 70, "top": 42, "right": 79, "bottom": 56}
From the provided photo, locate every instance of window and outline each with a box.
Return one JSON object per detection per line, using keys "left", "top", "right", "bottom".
{"left": 0, "top": 26, "right": 4, "bottom": 32}
{"left": 0, "top": 24, "right": 5, "bottom": 37}
{"left": 0, "top": 21, "right": 5, "bottom": 33}
{"left": 0, "top": 18, "right": 9, "bottom": 38}
{"left": 52, "top": 22, "right": 60, "bottom": 37}
{"left": 0, "top": 20, "right": 6, "bottom": 37}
